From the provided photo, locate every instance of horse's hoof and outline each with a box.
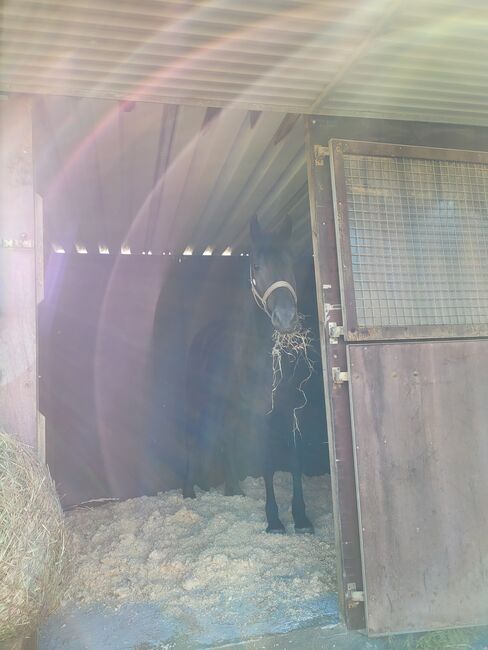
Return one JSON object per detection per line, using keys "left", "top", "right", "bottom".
{"left": 266, "top": 522, "right": 286, "bottom": 534}
{"left": 183, "top": 488, "right": 196, "bottom": 499}
{"left": 295, "top": 525, "right": 315, "bottom": 535}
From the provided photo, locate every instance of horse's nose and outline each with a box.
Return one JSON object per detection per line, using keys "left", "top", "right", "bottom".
{"left": 271, "top": 306, "right": 298, "bottom": 333}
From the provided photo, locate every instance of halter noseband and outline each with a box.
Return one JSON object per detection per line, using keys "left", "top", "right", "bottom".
{"left": 250, "top": 267, "right": 297, "bottom": 318}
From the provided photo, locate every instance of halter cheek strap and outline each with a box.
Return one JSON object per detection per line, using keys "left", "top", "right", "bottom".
{"left": 250, "top": 268, "right": 297, "bottom": 318}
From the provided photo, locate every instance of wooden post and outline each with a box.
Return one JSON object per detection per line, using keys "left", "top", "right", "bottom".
{"left": 0, "top": 95, "right": 41, "bottom": 650}
{"left": 35, "top": 193, "right": 45, "bottom": 463}
{"left": 0, "top": 94, "right": 38, "bottom": 449}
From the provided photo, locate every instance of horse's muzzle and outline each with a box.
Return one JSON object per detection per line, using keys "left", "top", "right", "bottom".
{"left": 271, "top": 307, "right": 299, "bottom": 333}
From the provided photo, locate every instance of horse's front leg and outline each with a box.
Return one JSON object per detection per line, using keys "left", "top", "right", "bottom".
{"left": 291, "top": 447, "right": 314, "bottom": 534}
{"left": 264, "top": 467, "right": 285, "bottom": 533}
{"left": 264, "top": 429, "right": 285, "bottom": 533}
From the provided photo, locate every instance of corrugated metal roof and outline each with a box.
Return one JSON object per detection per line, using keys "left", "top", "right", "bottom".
{"left": 35, "top": 95, "right": 311, "bottom": 254}
{"left": 314, "top": 1, "right": 488, "bottom": 125}
{"left": 3, "top": 0, "right": 488, "bottom": 125}
{"left": 6, "top": 0, "right": 488, "bottom": 255}
{"left": 1, "top": 0, "right": 389, "bottom": 113}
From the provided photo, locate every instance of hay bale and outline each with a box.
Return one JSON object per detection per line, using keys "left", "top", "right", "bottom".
{"left": 0, "top": 430, "right": 67, "bottom": 641}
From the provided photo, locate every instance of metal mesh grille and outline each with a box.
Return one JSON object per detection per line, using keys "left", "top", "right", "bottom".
{"left": 343, "top": 154, "right": 488, "bottom": 328}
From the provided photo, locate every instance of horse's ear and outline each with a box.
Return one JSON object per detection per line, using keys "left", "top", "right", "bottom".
{"left": 250, "top": 214, "right": 262, "bottom": 243}
{"left": 276, "top": 214, "right": 292, "bottom": 243}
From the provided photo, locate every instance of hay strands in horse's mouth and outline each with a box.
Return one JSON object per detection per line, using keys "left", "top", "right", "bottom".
{"left": 269, "top": 316, "right": 315, "bottom": 443}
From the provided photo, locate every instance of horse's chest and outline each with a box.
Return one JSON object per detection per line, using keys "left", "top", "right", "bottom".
{"left": 238, "top": 347, "right": 306, "bottom": 416}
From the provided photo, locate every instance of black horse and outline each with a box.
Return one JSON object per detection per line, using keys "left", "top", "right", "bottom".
{"left": 183, "top": 215, "right": 318, "bottom": 534}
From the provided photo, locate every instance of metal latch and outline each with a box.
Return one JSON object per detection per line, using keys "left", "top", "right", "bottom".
{"left": 346, "top": 583, "right": 364, "bottom": 607}
{"left": 332, "top": 367, "right": 349, "bottom": 384}
{"left": 328, "top": 322, "right": 344, "bottom": 344}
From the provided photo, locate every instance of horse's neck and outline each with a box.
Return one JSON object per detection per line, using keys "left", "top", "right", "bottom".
{"left": 225, "top": 292, "right": 273, "bottom": 340}
{"left": 222, "top": 298, "right": 272, "bottom": 407}
{"left": 252, "top": 301, "right": 274, "bottom": 339}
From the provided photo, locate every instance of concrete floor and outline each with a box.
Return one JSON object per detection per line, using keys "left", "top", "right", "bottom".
{"left": 220, "top": 625, "right": 488, "bottom": 650}
{"left": 39, "top": 598, "right": 340, "bottom": 650}
{"left": 39, "top": 602, "right": 488, "bottom": 650}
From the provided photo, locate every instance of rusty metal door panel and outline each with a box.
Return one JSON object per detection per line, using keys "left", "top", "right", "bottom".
{"left": 348, "top": 340, "right": 488, "bottom": 635}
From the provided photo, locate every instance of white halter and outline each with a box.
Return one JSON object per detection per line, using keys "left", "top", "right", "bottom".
{"left": 250, "top": 267, "right": 297, "bottom": 318}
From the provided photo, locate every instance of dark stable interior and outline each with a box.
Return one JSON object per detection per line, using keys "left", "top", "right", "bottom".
{"left": 40, "top": 252, "right": 329, "bottom": 507}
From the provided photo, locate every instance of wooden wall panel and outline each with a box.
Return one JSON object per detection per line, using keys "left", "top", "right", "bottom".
{"left": 0, "top": 95, "right": 38, "bottom": 448}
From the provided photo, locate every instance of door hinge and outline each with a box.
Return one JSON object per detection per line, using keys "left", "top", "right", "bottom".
{"left": 314, "top": 145, "right": 329, "bottom": 166}
{"left": 332, "top": 367, "right": 349, "bottom": 384}
{"left": 324, "top": 302, "right": 342, "bottom": 324}
{"left": 328, "top": 321, "right": 344, "bottom": 344}
{"left": 346, "top": 583, "right": 364, "bottom": 607}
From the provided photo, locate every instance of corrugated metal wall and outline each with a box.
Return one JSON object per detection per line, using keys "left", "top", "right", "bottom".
{"left": 3, "top": 0, "right": 488, "bottom": 126}
{"left": 35, "top": 95, "right": 311, "bottom": 254}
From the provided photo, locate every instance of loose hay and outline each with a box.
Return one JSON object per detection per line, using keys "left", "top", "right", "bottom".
{"left": 0, "top": 430, "right": 67, "bottom": 640}
{"left": 270, "top": 316, "right": 315, "bottom": 440}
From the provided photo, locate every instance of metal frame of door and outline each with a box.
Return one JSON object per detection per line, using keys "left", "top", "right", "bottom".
{"left": 306, "top": 133, "right": 366, "bottom": 630}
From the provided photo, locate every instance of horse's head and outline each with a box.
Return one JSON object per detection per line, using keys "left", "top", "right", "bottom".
{"left": 249, "top": 215, "right": 298, "bottom": 333}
